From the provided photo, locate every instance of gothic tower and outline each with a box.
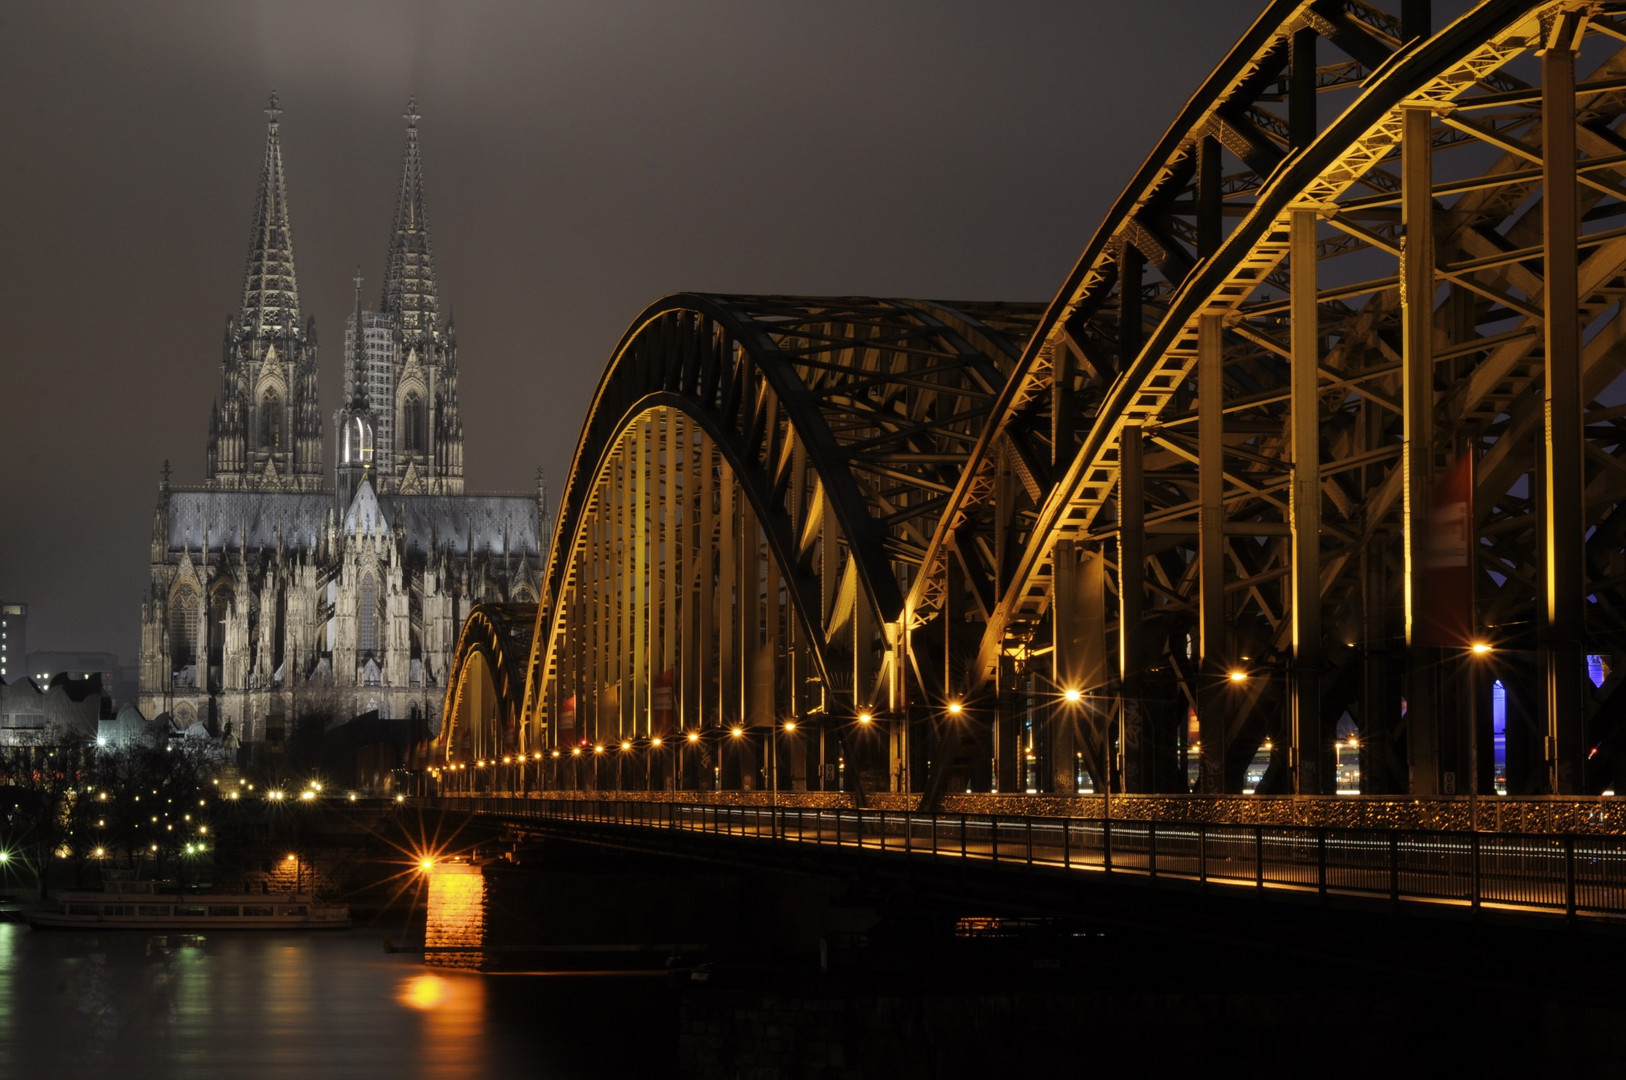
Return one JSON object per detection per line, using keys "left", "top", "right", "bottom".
{"left": 337, "top": 270, "right": 378, "bottom": 512}
{"left": 380, "top": 97, "right": 464, "bottom": 495}
{"left": 206, "top": 93, "right": 323, "bottom": 491}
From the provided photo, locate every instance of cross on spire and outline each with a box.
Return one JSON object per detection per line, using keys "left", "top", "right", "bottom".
{"left": 265, "top": 90, "right": 281, "bottom": 125}
{"left": 404, "top": 95, "right": 420, "bottom": 128}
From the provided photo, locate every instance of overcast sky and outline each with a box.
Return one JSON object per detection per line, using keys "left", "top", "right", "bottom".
{"left": 0, "top": 0, "right": 1260, "bottom": 659}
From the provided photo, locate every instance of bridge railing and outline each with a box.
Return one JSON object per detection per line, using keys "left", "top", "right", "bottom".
{"left": 441, "top": 796, "right": 1626, "bottom": 920}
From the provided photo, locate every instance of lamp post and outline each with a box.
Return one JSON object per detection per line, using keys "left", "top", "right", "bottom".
{"left": 684, "top": 731, "right": 700, "bottom": 796}
{"left": 1469, "top": 641, "right": 1493, "bottom": 832}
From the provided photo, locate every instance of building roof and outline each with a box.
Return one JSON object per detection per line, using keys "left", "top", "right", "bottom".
{"left": 166, "top": 487, "right": 541, "bottom": 556}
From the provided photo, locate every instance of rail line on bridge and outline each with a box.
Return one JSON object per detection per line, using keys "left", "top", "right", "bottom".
{"left": 439, "top": 794, "right": 1626, "bottom": 923}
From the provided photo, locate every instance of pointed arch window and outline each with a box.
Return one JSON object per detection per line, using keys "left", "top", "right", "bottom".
{"left": 401, "top": 392, "right": 426, "bottom": 454}
{"left": 358, "top": 573, "right": 380, "bottom": 656}
{"left": 261, "top": 391, "right": 282, "bottom": 450}
{"left": 343, "top": 416, "right": 374, "bottom": 465}
{"left": 169, "top": 586, "right": 199, "bottom": 670}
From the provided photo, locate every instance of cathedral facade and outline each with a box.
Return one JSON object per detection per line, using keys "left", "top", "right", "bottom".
{"left": 137, "top": 95, "right": 545, "bottom": 749}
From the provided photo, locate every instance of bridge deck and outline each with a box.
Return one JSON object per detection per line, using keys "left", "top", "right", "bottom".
{"left": 436, "top": 795, "right": 1626, "bottom": 923}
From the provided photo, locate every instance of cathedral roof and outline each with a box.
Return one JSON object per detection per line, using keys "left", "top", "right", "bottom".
{"left": 166, "top": 488, "right": 542, "bottom": 556}
{"left": 342, "top": 478, "right": 390, "bottom": 536}
{"left": 169, "top": 490, "right": 330, "bottom": 551}
{"left": 239, "top": 92, "right": 301, "bottom": 338}
{"left": 384, "top": 494, "right": 542, "bottom": 555}
{"left": 380, "top": 97, "right": 438, "bottom": 341}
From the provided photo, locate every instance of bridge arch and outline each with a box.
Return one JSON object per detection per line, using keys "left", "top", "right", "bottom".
{"left": 516, "top": 294, "right": 1038, "bottom": 786}
{"left": 440, "top": 602, "right": 536, "bottom": 767}
{"left": 447, "top": 0, "right": 1626, "bottom": 804}
{"left": 916, "top": 0, "right": 1626, "bottom": 800}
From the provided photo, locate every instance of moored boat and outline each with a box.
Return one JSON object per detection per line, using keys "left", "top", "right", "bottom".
{"left": 27, "top": 889, "right": 350, "bottom": 930}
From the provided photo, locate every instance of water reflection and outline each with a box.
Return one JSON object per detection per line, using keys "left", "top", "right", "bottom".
{"left": 0, "top": 922, "right": 671, "bottom": 1079}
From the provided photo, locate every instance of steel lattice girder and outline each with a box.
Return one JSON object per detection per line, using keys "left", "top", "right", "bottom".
{"left": 447, "top": 0, "right": 1626, "bottom": 801}
{"left": 443, "top": 602, "right": 537, "bottom": 762}
{"left": 518, "top": 294, "right": 1039, "bottom": 745}
{"left": 919, "top": 0, "right": 1626, "bottom": 797}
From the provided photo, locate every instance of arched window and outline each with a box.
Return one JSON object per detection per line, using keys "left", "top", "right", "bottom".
{"left": 209, "top": 588, "right": 232, "bottom": 668}
{"left": 401, "top": 392, "right": 426, "bottom": 453}
{"left": 260, "top": 391, "right": 282, "bottom": 450}
{"left": 358, "top": 574, "right": 379, "bottom": 656}
{"left": 169, "top": 587, "right": 199, "bottom": 668}
{"left": 344, "top": 416, "right": 373, "bottom": 465}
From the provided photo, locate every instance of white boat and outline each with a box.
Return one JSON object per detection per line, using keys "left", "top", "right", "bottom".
{"left": 27, "top": 888, "right": 350, "bottom": 931}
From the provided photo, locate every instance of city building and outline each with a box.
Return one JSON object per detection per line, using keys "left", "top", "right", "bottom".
{"left": 0, "top": 601, "right": 26, "bottom": 680}
{"left": 137, "top": 95, "right": 546, "bottom": 753}
{"left": 25, "top": 650, "right": 136, "bottom": 707}
{"left": 0, "top": 672, "right": 111, "bottom": 746}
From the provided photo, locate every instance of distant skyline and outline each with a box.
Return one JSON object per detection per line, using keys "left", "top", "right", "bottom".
{"left": 0, "top": 0, "right": 1259, "bottom": 658}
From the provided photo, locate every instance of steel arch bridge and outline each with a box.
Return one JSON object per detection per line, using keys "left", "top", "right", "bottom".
{"left": 442, "top": 0, "right": 1626, "bottom": 804}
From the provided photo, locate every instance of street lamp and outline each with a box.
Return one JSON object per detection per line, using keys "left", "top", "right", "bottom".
{"left": 1468, "top": 641, "right": 1494, "bottom": 831}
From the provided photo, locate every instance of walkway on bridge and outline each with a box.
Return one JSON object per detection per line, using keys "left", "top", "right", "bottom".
{"left": 435, "top": 793, "right": 1626, "bottom": 924}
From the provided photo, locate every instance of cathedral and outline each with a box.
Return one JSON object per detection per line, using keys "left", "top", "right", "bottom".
{"left": 137, "top": 95, "right": 546, "bottom": 750}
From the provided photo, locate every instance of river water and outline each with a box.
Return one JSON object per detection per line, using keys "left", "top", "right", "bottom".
{"left": 0, "top": 921, "right": 676, "bottom": 1079}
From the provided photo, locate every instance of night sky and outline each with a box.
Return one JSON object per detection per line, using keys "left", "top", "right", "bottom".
{"left": 0, "top": 1, "right": 1257, "bottom": 661}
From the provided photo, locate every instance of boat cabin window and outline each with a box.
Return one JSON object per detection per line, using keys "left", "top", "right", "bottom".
{"left": 139, "top": 905, "right": 170, "bottom": 916}
{"left": 208, "top": 905, "right": 239, "bottom": 917}
{"left": 243, "top": 905, "right": 273, "bottom": 917}
{"left": 68, "top": 904, "right": 100, "bottom": 916}
{"left": 103, "top": 905, "right": 133, "bottom": 916}
{"left": 174, "top": 905, "right": 206, "bottom": 917}
{"left": 281, "top": 905, "right": 307, "bottom": 916}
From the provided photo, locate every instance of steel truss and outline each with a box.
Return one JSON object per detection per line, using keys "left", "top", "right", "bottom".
{"left": 444, "top": 0, "right": 1626, "bottom": 802}
{"left": 443, "top": 602, "right": 535, "bottom": 763}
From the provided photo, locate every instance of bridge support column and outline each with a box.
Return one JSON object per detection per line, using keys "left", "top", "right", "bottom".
{"left": 1402, "top": 104, "right": 1441, "bottom": 795}
{"left": 1541, "top": 23, "right": 1587, "bottom": 795}
{"left": 1197, "top": 313, "right": 1229, "bottom": 793}
{"left": 1289, "top": 207, "right": 1324, "bottom": 794}
{"left": 1119, "top": 421, "right": 1146, "bottom": 792}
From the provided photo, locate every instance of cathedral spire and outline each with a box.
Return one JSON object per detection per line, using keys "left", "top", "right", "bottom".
{"left": 380, "top": 95, "right": 438, "bottom": 340}
{"left": 349, "top": 267, "right": 369, "bottom": 409}
{"left": 239, "top": 91, "right": 301, "bottom": 337}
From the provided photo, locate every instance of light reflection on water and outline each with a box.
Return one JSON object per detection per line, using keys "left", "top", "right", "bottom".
{"left": 0, "top": 921, "right": 670, "bottom": 1079}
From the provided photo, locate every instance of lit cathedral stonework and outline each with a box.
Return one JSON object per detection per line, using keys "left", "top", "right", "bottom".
{"left": 138, "top": 95, "right": 545, "bottom": 750}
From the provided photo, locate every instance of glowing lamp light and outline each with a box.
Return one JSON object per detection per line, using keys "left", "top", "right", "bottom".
{"left": 1470, "top": 641, "right": 1493, "bottom": 656}
{"left": 1063, "top": 688, "right": 1083, "bottom": 704}
{"left": 731, "top": 727, "right": 744, "bottom": 738}
{"left": 621, "top": 741, "right": 631, "bottom": 751}
{"left": 651, "top": 737, "right": 663, "bottom": 748}
{"left": 552, "top": 750, "right": 562, "bottom": 758}
{"left": 783, "top": 720, "right": 796, "bottom": 733}
{"left": 1228, "top": 670, "right": 1248, "bottom": 683}
{"left": 947, "top": 702, "right": 964, "bottom": 716}
{"left": 858, "top": 712, "right": 873, "bottom": 726}
{"left": 571, "top": 747, "right": 582, "bottom": 757}
{"left": 419, "top": 859, "right": 434, "bottom": 873}
{"left": 687, "top": 732, "right": 700, "bottom": 743}
{"left": 594, "top": 745, "right": 605, "bottom": 755}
